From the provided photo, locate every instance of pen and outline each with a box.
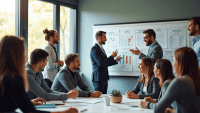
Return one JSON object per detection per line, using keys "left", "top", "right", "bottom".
{"left": 128, "top": 105, "right": 138, "bottom": 107}
{"left": 81, "top": 109, "right": 87, "bottom": 112}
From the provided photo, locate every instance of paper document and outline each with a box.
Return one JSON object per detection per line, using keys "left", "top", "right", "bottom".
{"left": 154, "top": 28, "right": 168, "bottom": 48}
{"left": 66, "top": 98, "right": 104, "bottom": 104}
{"left": 103, "top": 30, "right": 120, "bottom": 48}
{"left": 168, "top": 27, "right": 187, "bottom": 48}
{"left": 46, "top": 100, "right": 64, "bottom": 105}
{"left": 108, "top": 106, "right": 143, "bottom": 112}
{"left": 120, "top": 29, "right": 135, "bottom": 48}
{"left": 62, "top": 103, "right": 86, "bottom": 107}
{"left": 123, "top": 98, "right": 143, "bottom": 103}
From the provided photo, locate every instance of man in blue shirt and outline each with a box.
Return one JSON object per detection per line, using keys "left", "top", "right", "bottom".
{"left": 188, "top": 17, "right": 200, "bottom": 67}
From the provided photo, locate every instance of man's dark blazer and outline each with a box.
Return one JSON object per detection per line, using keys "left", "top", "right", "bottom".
{"left": 139, "top": 41, "right": 163, "bottom": 65}
{"left": 90, "top": 43, "right": 117, "bottom": 81}
{"left": 131, "top": 75, "right": 161, "bottom": 99}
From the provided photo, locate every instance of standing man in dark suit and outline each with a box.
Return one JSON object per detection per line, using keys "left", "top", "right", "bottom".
{"left": 90, "top": 31, "right": 122, "bottom": 94}
{"left": 130, "top": 29, "right": 163, "bottom": 65}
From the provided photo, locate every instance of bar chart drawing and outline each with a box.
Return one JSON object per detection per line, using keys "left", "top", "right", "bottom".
{"left": 105, "top": 50, "right": 133, "bottom": 72}
{"left": 119, "top": 54, "right": 132, "bottom": 64}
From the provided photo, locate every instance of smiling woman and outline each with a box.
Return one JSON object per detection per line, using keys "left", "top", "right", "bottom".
{"left": 126, "top": 58, "right": 161, "bottom": 99}
{"left": 0, "top": 0, "right": 15, "bottom": 39}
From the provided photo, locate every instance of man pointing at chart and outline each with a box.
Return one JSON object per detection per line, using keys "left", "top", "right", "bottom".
{"left": 130, "top": 29, "right": 163, "bottom": 65}
{"left": 90, "top": 31, "right": 122, "bottom": 94}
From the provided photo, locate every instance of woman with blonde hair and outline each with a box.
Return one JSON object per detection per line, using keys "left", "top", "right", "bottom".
{"left": 0, "top": 35, "right": 77, "bottom": 113}
{"left": 126, "top": 58, "right": 161, "bottom": 99}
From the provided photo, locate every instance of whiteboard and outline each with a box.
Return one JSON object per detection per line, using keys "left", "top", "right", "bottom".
{"left": 92, "top": 20, "right": 193, "bottom": 76}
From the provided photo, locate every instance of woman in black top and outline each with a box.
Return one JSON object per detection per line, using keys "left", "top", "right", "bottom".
{"left": 0, "top": 35, "right": 78, "bottom": 113}
{"left": 126, "top": 58, "right": 161, "bottom": 99}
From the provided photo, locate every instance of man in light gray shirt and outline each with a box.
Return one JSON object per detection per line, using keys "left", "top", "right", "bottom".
{"left": 26, "top": 49, "right": 78, "bottom": 101}
{"left": 51, "top": 53, "right": 102, "bottom": 97}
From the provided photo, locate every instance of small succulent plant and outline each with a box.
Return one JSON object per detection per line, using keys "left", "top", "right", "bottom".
{"left": 110, "top": 89, "right": 122, "bottom": 97}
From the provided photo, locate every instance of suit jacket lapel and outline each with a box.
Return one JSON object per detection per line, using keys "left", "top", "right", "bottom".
{"left": 95, "top": 43, "right": 107, "bottom": 58}
{"left": 147, "top": 41, "right": 157, "bottom": 57}
{"left": 147, "top": 76, "right": 154, "bottom": 93}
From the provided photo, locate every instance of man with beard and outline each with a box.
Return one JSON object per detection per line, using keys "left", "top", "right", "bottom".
{"left": 188, "top": 17, "right": 200, "bottom": 67}
{"left": 130, "top": 29, "right": 163, "bottom": 65}
{"left": 26, "top": 49, "right": 79, "bottom": 100}
{"left": 42, "top": 28, "right": 64, "bottom": 88}
{"left": 51, "top": 54, "right": 102, "bottom": 97}
{"left": 90, "top": 31, "right": 122, "bottom": 94}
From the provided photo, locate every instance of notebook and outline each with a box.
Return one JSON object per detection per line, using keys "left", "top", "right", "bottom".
{"left": 35, "top": 104, "right": 56, "bottom": 108}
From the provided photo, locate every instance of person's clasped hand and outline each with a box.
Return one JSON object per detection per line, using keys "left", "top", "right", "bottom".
{"left": 31, "top": 98, "right": 46, "bottom": 105}
{"left": 67, "top": 89, "right": 79, "bottom": 99}
{"left": 90, "top": 91, "right": 102, "bottom": 98}
{"left": 112, "top": 50, "right": 118, "bottom": 57}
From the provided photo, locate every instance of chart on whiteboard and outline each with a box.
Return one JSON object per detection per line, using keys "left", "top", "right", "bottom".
{"left": 168, "top": 27, "right": 186, "bottom": 48}
{"left": 119, "top": 29, "right": 135, "bottom": 48}
{"left": 106, "top": 50, "right": 133, "bottom": 72}
{"left": 104, "top": 30, "right": 120, "bottom": 49}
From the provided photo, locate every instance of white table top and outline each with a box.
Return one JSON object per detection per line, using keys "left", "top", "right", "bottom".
{"left": 32, "top": 94, "right": 153, "bottom": 113}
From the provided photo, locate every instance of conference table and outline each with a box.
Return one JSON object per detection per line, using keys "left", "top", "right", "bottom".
{"left": 28, "top": 94, "right": 154, "bottom": 113}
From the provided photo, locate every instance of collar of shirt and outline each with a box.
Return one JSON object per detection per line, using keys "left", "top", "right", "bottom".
{"left": 149, "top": 40, "right": 157, "bottom": 50}
{"left": 68, "top": 67, "right": 75, "bottom": 78}
{"left": 49, "top": 43, "right": 56, "bottom": 50}
{"left": 96, "top": 43, "right": 103, "bottom": 49}
{"left": 193, "top": 34, "right": 200, "bottom": 45}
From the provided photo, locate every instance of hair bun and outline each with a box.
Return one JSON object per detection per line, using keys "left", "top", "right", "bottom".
{"left": 43, "top": 28, "right": 49, "bottom": 34}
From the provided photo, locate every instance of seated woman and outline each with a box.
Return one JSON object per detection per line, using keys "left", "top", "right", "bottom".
{"left": 126, "top": 58, "right": 161, "bottom": 99}
{"left": 139, "top": 59, "right": 175, "bottom": 109}
{"left": 0, "top": 35, "right": 78, "bottom": 113}
{"left": 149, "top": 47, "right": 200, "bottom": 113}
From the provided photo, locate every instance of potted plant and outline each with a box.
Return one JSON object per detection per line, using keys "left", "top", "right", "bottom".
{"left": 110, "top": 89, "right": 122, "bottom": 103}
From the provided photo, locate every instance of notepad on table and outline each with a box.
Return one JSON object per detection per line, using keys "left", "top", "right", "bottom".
{"left": 35, "top": 104, "right": 56, "bottom": 108}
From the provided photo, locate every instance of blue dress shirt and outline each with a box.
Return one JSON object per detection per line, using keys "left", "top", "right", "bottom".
{"left": 193, "top": 34, "right": 200, "bottom": 66}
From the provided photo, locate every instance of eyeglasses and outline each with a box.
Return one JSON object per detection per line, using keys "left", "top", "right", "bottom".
{"left": 143, "top": 36, "right": 150, "bottom": 39}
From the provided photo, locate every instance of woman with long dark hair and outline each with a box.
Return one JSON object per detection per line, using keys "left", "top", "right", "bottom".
{"left": 126, "top": 58, "right": 161, "bottom": 99}
{"left": 151, "top": 47, "right": 200, "bottom": 113}
{"left": 0, "top": 35, "right": 77, "bottom": 113}
{"left": 139, "top": 59, "right": 175, "bottom": 109}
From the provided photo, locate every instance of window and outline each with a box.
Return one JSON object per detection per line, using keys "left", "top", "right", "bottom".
{"left": 0, "top": 0, "right": 15, "bottom": 39}
{"left": 28, "top": 0, "right": 53, "bottom": 61}
{"left": 60, "top": 6, "right": 76, "bottom": 61}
